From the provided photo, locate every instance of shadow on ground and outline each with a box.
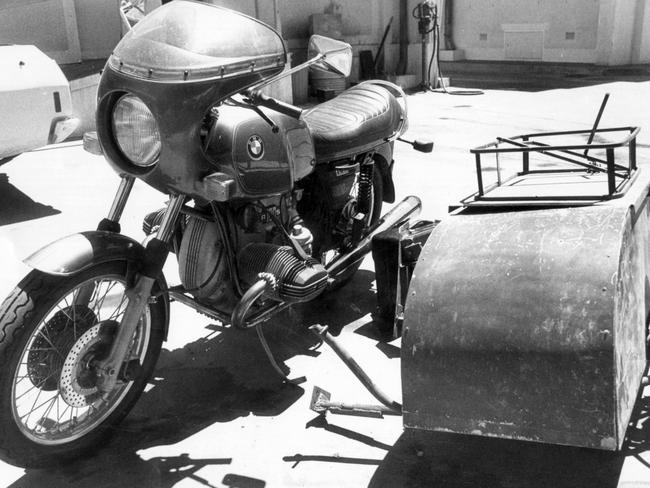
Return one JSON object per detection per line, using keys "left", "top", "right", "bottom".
{"left": 369, "top": 429, "right": 625, "bottom": 488}
{"left": 9, "top": 264, "right": 646, "bottom": 487}
{"left": 8, "top": 270, "right": 378, "bottom": 487}
{"left": 0, "top": 175, "right": 60, "bottom": 226}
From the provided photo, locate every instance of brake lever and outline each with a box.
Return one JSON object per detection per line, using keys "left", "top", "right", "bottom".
{"left": 249, "top": 103, "right": 280, "bottom": 133}
{"left": 240, "top": 95, "right": 279, "bottom": 133}
{"left": 227, "top": 94, "right": 280, "bottom": 133}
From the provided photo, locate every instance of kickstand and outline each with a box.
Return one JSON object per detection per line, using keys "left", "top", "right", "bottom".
{"left": 255, "top": 324, "right": 306, "bottom": 385}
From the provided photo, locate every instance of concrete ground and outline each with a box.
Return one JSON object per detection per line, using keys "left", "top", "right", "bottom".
{"left": 0, "top": 77, "right": 650, "bottom": 487}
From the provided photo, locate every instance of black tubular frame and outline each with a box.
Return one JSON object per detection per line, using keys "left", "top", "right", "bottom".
{"left": 463, "top": 126, "right": 640, "bottom": 206}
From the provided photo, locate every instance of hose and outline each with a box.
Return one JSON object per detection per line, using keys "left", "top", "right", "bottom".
{"left": 427, "top": 5, "right": 483, "bottom": 96}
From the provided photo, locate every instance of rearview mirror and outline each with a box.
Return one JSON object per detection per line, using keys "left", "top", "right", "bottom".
{"left": 307, "top": 35, "right": 353, "bottom": 77}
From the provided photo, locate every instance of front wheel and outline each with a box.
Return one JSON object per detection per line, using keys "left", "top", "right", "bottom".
{"left": 0, "top": 262, "right": 165, "bottom": 468}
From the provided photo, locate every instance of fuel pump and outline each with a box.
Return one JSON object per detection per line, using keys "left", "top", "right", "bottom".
{"left": 412, "top": 1, "right": 438, "bottom": 90}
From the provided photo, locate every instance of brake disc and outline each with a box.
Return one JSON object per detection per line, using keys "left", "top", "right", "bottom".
{"left": 59, "top": 321, "right": 118, "bottom": 408}
{"left": 27, "top": 306, "right": 97, "bottom": 391}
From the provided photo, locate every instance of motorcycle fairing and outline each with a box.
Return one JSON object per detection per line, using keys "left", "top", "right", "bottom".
{"left": 109, "top": 1, "right": 286, "bottom": 82}
{"left": 96, "top": 1, "right": 289, "bottom": 201}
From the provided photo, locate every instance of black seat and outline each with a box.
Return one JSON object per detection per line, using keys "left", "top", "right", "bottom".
{"left": 302, "top": 82, "right": 404, "bottom": 162}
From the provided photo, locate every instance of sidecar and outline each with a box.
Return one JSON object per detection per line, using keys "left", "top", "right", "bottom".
{"left": 401, "top": 126, "right": 649, "bottom": 450}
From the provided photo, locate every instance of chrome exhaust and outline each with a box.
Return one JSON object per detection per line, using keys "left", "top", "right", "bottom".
{"left": 326, "top": 195, "right": 422, "bottom": 278}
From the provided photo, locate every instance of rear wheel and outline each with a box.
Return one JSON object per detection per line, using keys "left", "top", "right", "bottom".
{"left": 0, "top": 262, "right": 165, "bottom": 468}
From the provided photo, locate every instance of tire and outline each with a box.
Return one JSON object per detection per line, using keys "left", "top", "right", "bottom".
{"left": 0, "top": 262, "right": 165, "bottom": 468}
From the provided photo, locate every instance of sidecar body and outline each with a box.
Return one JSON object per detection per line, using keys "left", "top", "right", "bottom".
{"left": 401, "top": 127, "right": 649, "bottom": 450}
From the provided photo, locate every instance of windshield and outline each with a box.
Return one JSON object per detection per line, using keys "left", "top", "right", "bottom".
{"left": 109, "top": 1, "right": 286, "bottom": 81}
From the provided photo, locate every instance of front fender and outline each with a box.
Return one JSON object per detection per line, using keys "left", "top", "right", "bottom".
{"left": 25, "top": 230, "right": 171, "bottom": 339}
{"left": 25, "top": 231, "right": 146, "bottom": 276}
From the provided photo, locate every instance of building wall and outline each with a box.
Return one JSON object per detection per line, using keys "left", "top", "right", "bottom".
{"left": 452, "top": 0, "right": 600, "bottom": 62}
{"left": 0, "top": 0, "right": 82, "bottom": 64}
{"left": 4, "top": 0, "right": 648, "bottom": 70}
{"left": 450, "top": 0, "right": 650, "bottom": 65}
{"left": 74, "top": 0, "right": 121, "bottom": 59}
{"left": 632, "top": 0, "right": 650, "bottom": 63}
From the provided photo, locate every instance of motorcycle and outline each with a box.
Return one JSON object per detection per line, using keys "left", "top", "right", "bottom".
{"left": 0, "top": 1, "right": 430, "bottom": 468}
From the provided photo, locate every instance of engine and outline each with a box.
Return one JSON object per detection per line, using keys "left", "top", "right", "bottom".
{"left": 176, "top": 196, "right": 326, "bottom": 310}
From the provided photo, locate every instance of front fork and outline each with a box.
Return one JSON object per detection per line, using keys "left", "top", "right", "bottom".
{"left": 93, "top": 177, "right": 184, "bottom": 394}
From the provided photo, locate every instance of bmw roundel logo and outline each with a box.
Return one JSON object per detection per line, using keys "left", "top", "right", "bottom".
{"left": 247, "top": 135, "right": 264, "bottom": 160}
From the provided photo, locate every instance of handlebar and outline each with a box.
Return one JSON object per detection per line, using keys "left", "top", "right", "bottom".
{"left": 244, "top": 89, "right": 303, "bottom": 119}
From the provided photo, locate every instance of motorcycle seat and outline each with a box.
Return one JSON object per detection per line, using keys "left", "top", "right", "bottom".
{"left": 302, "top": 82, "right": 404, "bottom": 162}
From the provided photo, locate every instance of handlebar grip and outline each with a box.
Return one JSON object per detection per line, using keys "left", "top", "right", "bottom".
{"left": 246, "top": 89, "right": 303, "bottom": 119}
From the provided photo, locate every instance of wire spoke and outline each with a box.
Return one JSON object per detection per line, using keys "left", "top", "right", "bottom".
{"left": 12, "top": 272, "right": 139, "bottom": 441}
{"left": 94, "top": 281, "right": 119, "bottom": 315}
{"left": 19, "top": 390, "right": 56, "bottom": 422}
{"left": 14, "top": 370, "right": 59, "bottom": 402}
{"left": 106, "top": 295, "right": 128, "bottom": 322}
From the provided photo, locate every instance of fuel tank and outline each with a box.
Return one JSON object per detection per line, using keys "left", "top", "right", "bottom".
{"left": 203, "top": 105, "right": 315, "bottom": 198}
{"left": 402, "top": 170, "right": 650, "bottom": 450}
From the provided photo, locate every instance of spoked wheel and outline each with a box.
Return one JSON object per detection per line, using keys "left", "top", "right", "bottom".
{"left": 0, "top": 262, "right": 165, "bottom": 468}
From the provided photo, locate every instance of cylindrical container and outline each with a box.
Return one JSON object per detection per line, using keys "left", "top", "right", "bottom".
{"left": 292, "top": 224, "right": 314, "bottom": 256}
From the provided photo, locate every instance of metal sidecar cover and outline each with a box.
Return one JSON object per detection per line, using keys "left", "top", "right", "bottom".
{"left": 401, "top": 128, "right": 650, "bottom": 450}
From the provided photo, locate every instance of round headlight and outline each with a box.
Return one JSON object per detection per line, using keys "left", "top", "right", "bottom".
{"left": 112, "top": 94, "right": 161, "bottom": 167}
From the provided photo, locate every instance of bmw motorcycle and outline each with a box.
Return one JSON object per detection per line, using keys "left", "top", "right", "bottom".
{"left": 0, "top": 1, "right": 429, "bottom": 467}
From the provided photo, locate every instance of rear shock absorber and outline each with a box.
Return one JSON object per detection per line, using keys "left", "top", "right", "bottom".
{"left": 352, "top": 153, "right": 375, "bottom": 243}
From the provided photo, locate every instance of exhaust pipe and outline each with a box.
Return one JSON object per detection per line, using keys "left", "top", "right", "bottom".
{"left": 326, "top": 195, "right": 422, "bottom": 278}
{"left": 230, "top": 195, "right": 421, "bottom": 328}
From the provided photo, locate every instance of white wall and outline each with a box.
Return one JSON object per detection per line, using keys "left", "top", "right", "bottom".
{"left": 0, "top": 0, "right": 82, "bottom": 64}
{"left": 74, "top": 0, "right": 121, "bottom": 60}
{"left": 448, "top": 0, "right": 650, "bottom": 65}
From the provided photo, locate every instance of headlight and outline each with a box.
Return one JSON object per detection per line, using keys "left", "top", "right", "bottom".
{"left": 112, "top": 94, "right": 161, "bottom": 167}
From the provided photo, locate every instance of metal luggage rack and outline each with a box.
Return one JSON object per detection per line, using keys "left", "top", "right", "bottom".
{"left": 462, "top": 125, "right": 640, "bottom": 207}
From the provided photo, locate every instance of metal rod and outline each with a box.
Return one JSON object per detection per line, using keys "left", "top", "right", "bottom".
{"left": 522, "top": 136, "right": 530, "bottom": 173}
{"left": 498, "top": 137, "right": 627, "bottom": 178}
{"left": 232, "top": 279, "right": 269, "bottom": 329}
{"left": 475, "top": 153, "right": 484, "bottom": 196}
{"left": 472, "top": 126, "right": 639, "bottom": 153}
{"left": 309, "top": 324, "right": 402, "bottom": 414}
{"left": 584, "top": 93, "right": 610, "bottom": 157}
{"left": 155, "top": 195, "right": 186, "bottom": 243}
{"left": 526, "top": 140, "right": 628, "bottom": 172}
{"left": 326, "top": 195, "right": 421, "bottom": 278}
{"left": 316, "top": 400, "right": 402, "bottom": 417}
{"left": 168, "top": 289, "right": 230, "bottom": 323}
{"left": 607, "top": 147, "right": 616, "bottom": 195}
{"left": 107, "top": 176, "right": 135, "bottom": 223}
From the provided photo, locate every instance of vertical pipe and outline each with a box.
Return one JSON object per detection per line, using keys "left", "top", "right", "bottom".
{"left": 396, "top": 0, "right": 409, "bottom": 76}
{"left": 475, "top": 153, "right": 484, "bottom": 196}
{"left": 523, "top": 136, "right": 530, "bottom": 173}
{"left": 606, "top": 147, "right": 616, "bottom": 195}
{"left": 630, "top": 135, "right": 637, "bottom": 171}
{"left": 155, "top": 195, "right": 186, "bottom": 243}
{"left": 272, "top": 0, "right": 281, "bottom": 33}
{"left": 107, "top": 176, "right": 135, "bottom": 223}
